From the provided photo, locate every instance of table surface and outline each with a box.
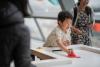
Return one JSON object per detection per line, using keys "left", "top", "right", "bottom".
{"left": 32, "top": 45, "right": 100, "bottom": 67}
{"left": 52, "top": 50, "right": 100, "bottom": 67}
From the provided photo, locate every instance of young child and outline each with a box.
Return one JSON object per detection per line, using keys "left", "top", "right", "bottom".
{"left": 43, "top": 11, "right": 81, "bottom": 54}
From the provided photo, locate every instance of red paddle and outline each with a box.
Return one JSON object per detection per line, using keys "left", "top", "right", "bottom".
{"left": 66, "top": 49, "right": 80, "bottom": 58}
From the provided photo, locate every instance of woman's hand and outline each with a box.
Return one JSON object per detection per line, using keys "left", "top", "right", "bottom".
{"left": 71, "top": 26, "right": 82, "bottom": 35}
{"left": 89, "top": 24, "right": 95, "bottom": 30}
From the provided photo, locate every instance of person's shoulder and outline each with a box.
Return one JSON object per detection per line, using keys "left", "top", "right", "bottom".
{"left": 86, "top": 6, "right": 92, "bottom": 10}
{"left": 55, "top": 26, "right": 63, "bottom": 35}
{"left": 49, "top": 26, "right": 59, "bottom": 34}
{"left": 55, "top": 26, "right": 62, "bottom": 32}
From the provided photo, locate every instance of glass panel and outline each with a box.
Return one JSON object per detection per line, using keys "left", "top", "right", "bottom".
{"left": 74, "top": 0, "right": 78, "bottom": 3}
{"left": 92, "top": 31, "right": 100, "bottom": 47}
{"left": 29, "top": 0, "right": 61, "bottom": 17}
{"left": 24, "top": 18, "right": 43, "bottom": 41}
{"left": 60, "top": 0, "right": 75, "bottom": 12}
{"left": 37, "top": 18, "right": 57, "bottom": 39}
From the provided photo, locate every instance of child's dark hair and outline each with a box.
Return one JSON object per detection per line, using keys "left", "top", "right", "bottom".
{"left": 57, "top": 11, "right": 73, "bottom": 23}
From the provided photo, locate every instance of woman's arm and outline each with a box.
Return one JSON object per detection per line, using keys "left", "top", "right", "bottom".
{"left": 91, "top": 8, "right": 95, "bottom": 25}
{"left": 71, "top": 26, "right": 82, "bottom": 35}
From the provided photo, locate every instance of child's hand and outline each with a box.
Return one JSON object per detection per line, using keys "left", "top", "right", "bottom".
{"left": 66, "top": 49, "right": 73, "bottom": 54}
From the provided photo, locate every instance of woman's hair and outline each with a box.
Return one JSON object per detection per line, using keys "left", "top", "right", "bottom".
{"left": 57, "top": 11, "right": 73, "bottom": 23}
{"left": 77, "top": 0, "right": 81, "bottom": 6}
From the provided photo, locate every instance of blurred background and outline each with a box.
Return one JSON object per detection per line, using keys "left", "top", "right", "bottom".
{"left": 24, "top": 0, "right": 100, "bottom": 48}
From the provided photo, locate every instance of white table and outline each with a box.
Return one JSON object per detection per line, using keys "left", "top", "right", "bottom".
{"left": 31, "top": 45, "right": 100, "bottom": 67}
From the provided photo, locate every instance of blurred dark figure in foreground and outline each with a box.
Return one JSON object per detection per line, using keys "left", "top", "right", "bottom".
{"left": 0, "top": 0, "right": 36, "bottom": 67}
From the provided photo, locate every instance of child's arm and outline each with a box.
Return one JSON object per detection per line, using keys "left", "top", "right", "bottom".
{"left": 56, "top": 39, "right": 71, "bottom": 54}
{"left": 63, "top": 40, "right": 71, "bottom": 46}
{"left": 71, "top": 26, "right": 82, "bottom": 35}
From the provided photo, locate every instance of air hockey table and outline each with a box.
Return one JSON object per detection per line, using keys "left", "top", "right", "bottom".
{"left": 31, "top": 44, "right": 100, "bottom": 67}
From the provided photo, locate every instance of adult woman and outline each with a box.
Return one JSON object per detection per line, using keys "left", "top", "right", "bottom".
{"left": 72, "top": 0, "right": 95, "bottom": 46}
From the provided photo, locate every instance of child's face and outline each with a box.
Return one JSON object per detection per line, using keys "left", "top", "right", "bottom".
{"left": 59, "top": 18, "right": 72, "bottom": 30}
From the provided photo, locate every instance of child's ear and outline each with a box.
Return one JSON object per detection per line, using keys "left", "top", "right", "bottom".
{"left": 58, "top": 21, "right": 62, "bottom": 25}
{"left": 58, "top": 21, "right": 60, "bottom": 25}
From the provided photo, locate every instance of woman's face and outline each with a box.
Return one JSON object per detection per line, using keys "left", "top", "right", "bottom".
{"left": 80, "top": 0, "right": 89, "bottom": 6}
